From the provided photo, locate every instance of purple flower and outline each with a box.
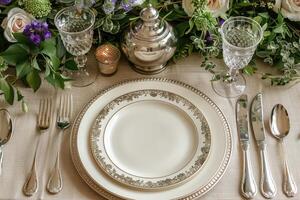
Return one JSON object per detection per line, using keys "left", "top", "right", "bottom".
{"left": 205, "top": 32, "right": 213, "bottom": 44}
{"left": 102, "top": 0, "right": 116, "bottom": 14}
{"left": 0, "top": 0, "right": 11, "bottom": 5}
{"left": 121, "top": 0, "right": 136, "bottom": 12}
{"left": 44, "top": 31, "right": 51, "bottom": 39}
{"left": 30, "top": 34, "right": 41, "bottom": 45}
{"left": 219, "top": 18, "right": 225, "bottom": 26}
{"left": 22, "top": 20, "right": 51, "bottom": 46}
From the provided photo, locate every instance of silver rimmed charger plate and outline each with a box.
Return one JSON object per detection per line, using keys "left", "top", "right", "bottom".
{"left": 70, "top": 78, "right": 232, "bottom": 200}
{"left": 90, "top": 89, "right": 211, "bottom": 190}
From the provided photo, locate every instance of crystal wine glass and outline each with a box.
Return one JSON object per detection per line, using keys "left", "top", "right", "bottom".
{"left": 55, "top": 6, "right": 96, "bottom": 87}
{"left": 212, "top": 16, "right": 263, "bottom": 98}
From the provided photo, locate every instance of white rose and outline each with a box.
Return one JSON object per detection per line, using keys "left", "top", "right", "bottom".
{"left": 182, "top": 0, "right": 229, "bottom": 17}
{"left": 1, "top": 8, "right": 35, "bottom": 42}
{"left": 207, "top": 0, "right": 229, "bottom": 17}
{"left": 182, "top": 0, "right": 194, "bottom": 16}
{"left": 273, "top": 0, "right": 300, "bottom": 21}
{"left": 133, "top": 0, "right": 145, "bottom": 7}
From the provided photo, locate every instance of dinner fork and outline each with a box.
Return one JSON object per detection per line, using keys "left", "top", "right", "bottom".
{"left": 47, "top": 94, "right": 73, "bottom": 194}
{"left": 23, "top": 98, "right": 52, "bottom": 196}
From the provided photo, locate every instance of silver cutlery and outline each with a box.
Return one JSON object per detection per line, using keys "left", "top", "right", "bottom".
{"left": 23, "top": 98, "right": 52, "bottom": 196}
{"left": 270, "top": 104, "right": 297, "bottom": 197}
{"left": 47, "top": 94, "right": 73, "bottom": 194}
{"left": 236, "top": 95, "right": 257, "bottom": 199}
{"left": 0, "top": 109, "right": 13, "bottom": 176}
{"left": 250, "top": 93, "right": 276, "bottom": 199}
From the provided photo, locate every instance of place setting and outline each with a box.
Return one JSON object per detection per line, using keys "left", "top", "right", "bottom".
{"left": 0, "top": 0, "right": 300, "bottom": 199}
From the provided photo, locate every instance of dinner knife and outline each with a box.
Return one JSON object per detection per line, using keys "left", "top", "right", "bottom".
{"left": 236, "top": 95, "right": 257, "bottom": 199}
{"left": 250, "top": 93, "right": 277, "bottom": 199}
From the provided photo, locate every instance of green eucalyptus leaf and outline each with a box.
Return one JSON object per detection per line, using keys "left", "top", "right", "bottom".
{"left": 45, "top": 65, "right": 51, "bottom": 77}
{"left": 16, "top": 60, "right": 31, "bottom": 78}
{"left": 243, "top": 65, "right": 256, "bottom": 75}
{"left": 17, "top": 89, "right": 24, "bottom": 101}
{"left": 261, "top": 23, "right": 268, "bottom": 32}
{"left": 175, "top": 22, "right": 190, "bottom": 37}
{"left": 0, "top": 79, "right": 14, "bottom": 105}
{"left": 264, "top": 31, "right": 271, "bottom": 37}
{"left": 41, "top": 39, "right": 57, "bottom": 59}
{"left": 253, "top": 16, "right": 262, "bottom": 24}
{"left": 110, "top": 22, "right": 120, "bottom": 34}
{"left": 45, "top": 72, "right": 65, "bottom": 89}
{"left": 13, "top": 33, "right": 29, "bottom": 44}
{"left": 0, "top": 44, "right": 29, "bottom": 66}
{"left": 56, "top": 36, "right": 66, "bottom": 59}
{"left": 259, "top": 12, "right": 269, "bottom": 19}
{"left": 26, "top": 69, "right": 41, "bottom": 92}
{"left": 94, "top": 18, "right": 105, "bottom": 29}
{"left": 65, "top": 59, "right": 78, "bottom": 70}
{"left": 186, "top": 20, "right": 194, "bottom": 34}
{"left": 274, "top": 25, "right": 284, "bottom": 34}
{"left": 102, "top": 18, "right": 114, "bottom": 33}
{"left": 32, "top": 57, "right": 40, "bottom": 71}
{"left": 111, "top": 13, "right": 126, "bottom": 20}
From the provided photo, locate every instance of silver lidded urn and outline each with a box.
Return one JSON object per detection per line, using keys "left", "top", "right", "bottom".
{"left": 121, "top": 4, "right": 177, "bottom": 74}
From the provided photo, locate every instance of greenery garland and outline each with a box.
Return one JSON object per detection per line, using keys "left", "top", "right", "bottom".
{"left": 0, "top": 0, "right": 299, "bottom": 109}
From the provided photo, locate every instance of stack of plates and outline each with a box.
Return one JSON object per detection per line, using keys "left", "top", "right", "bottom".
{"left": 70, "top": 78, "right": 232, "bottom": 200}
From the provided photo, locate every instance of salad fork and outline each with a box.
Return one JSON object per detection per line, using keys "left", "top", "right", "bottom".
{"left": 47, "top": 94, "right": 73, "bottom": 194}
{"left": 23, "top": 98, "right": 52, "bottom": 196}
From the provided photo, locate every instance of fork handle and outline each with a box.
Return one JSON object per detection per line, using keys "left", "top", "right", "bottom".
{"left": 47, "top": 151, "right": 62, "bottom": 194}
{"left": 47, "top": 130, "right": 63, "bottom": 194}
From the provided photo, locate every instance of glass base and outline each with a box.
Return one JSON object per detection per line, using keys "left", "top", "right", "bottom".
{"left": 212, "top": 73, "right": 246, "bottom": 98}
{"left": 66, "top": 64, "right": 97, "bottom": 87}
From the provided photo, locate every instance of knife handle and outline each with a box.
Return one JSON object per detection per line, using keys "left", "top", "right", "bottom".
{"left": 258, "top": 142, "right": 277, "bottom": 199}
{"left": 241, "top": 142, "right": 257, "bottom": 199}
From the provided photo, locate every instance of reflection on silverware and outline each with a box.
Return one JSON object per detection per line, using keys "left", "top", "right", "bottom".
{"left": 47, "top": 94, "right": 73, "bottom": 194}
{"left": 250, "top": 93, "right": 276, "bottom": 199}
{"left": 236, "top": 95, "right": 257, "bottom": 199}
{"left": 23, "top": 98, "right": 52, "bottom": 196}
{"left": 0, "top": 109, "right": 13, "bottom": 176}
{"left": 270, "top": 104, "right": 297, "bottom": 197}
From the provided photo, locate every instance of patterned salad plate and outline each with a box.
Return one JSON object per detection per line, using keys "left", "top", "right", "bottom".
{"left": 90, "top": 89, "right": 211, "bottom": 190}
{"left": 70, "top": 78, "right": 232, "bottom": 200}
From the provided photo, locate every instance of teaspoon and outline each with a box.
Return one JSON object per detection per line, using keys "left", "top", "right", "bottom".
{"left": 270, "top": 104, "right": 297, "bottom": 197}
{"left": 0, "top": 109, "right": 13, "bottom": 176}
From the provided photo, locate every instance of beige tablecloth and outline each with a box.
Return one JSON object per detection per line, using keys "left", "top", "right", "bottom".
{"left": 0, "top": 54, "right": 300, "bottom": 200}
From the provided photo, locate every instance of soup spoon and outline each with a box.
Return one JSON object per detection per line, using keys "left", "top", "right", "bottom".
{"left": 270, "top": 104, "right": 297, "bottom": 197}
{"left": 0, "top": 109, "right": 13, "bottom": 175}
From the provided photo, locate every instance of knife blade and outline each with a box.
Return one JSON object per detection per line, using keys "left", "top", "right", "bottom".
{"left": 236, "top": 95, "right": 257, "bottom": 199}
{"left": 250, "top": 93, "right": 265, "bottom": 141}
{"left": 250, "top": 93, "right": 277, "bottom": 199}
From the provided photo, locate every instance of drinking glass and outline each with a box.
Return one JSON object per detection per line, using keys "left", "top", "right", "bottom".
{"left": 212, "top": 16, "right": 263, "bottom": 98}
{"left": 55, "top": 6, "right": 96, "bottom": 87}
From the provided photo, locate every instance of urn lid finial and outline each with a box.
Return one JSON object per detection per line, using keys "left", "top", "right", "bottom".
{"left": 140, "top": 4, "right": 159, "bottom": 22}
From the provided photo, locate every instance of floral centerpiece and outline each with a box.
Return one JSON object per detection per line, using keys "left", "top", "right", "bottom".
{"left": 0, "top": 0, "right": 299, "bottom": 108}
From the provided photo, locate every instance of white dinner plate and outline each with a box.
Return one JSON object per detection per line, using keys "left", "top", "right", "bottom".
{"left": 70, "top": 78, "right": 232, "bottom": 200}
{"left": 90, "top": 89, "right": 211, "bottom": 190}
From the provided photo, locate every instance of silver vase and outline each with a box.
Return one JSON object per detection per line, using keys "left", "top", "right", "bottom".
{"left": 121, "top": 4, "right": 177, "bottom": 74}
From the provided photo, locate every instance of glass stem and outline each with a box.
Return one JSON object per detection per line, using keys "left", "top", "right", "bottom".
{"left": 229, "top": 68, "right": 239, "bottom": 83}
{"left": 75, "top": 55, "right": 87, "bottom": 69}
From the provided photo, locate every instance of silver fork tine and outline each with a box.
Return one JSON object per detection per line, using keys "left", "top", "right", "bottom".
{"left": 45, "top": 98, "right": 51, "bottom": 126}
{"left": 58, "top": 96, "right": 63, "bottom": 118}
{"left": 38, "top": 99, "right": 43, "bottom": 126}
{"left": 66, "top": 94, "right": 71, "bottom": 118}
{"left": 63, "top": 95, "right": 67, "bottom": 118}
{"left": 39, "top": 99, "right": 46, "bottom": 127}
{"left": 63, "top": 95, "right": 68, "bottom": 118}
{"left": 69, "top": 94, "right": 73, "bottom": 118}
